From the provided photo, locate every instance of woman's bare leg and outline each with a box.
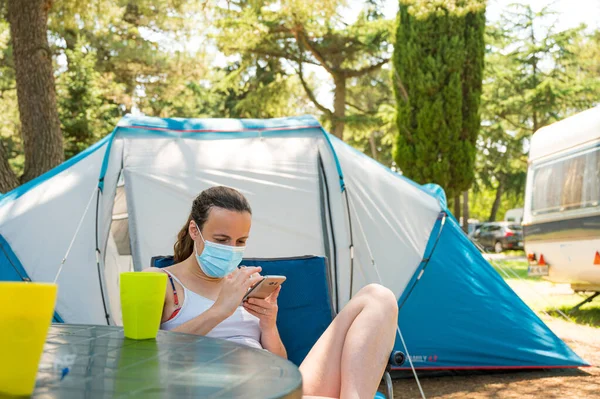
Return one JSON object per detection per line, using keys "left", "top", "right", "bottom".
{"left": 299, "top": 284, "right": 398, "bottom": 399}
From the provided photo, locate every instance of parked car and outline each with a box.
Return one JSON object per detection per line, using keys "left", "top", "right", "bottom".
{"left": 468, "top": 222, "right": 483, "bottom": 237}
{"left": 472, "top": 222, "right": 523, "bottom": 253}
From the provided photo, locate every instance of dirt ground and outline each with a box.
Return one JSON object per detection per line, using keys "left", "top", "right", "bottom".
{"left": 390, "top": 317, "right": 600, "bottom": 398}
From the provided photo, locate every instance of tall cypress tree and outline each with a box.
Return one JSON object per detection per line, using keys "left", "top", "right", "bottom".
{"left": 393, "top": 0, "right": 486, "bottom": 202}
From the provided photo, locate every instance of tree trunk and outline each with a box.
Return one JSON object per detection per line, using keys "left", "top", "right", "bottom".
{"left": 8, "top": 0, "right": 63, "bottom": 184}
{"left": 462, "top": 190, "right": 469, "bottom": 233}
{"left": 0, "top": 140, "right": 19, "bottom": 193}
{"left": 368, "top": 131, "right": 378, "bottom": 161}
{"left": 330, "top": 74, "right": 346, "bottom": 140}
{"left": 454, "top": 194, "right": 461, "bottom": 224}
{"left": 489, "top": 179, "right": 504, "bottom": 222}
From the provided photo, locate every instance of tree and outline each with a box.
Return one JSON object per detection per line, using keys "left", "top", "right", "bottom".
{"left": 0, "top": 13, "right": 20, "bottom": 192}
{"left": 7, "top": 0, "right": 63, "bottom": 185}
{"left": 0, "top": 140, "right": 18, "bottom": 193}
{"left": 213, "top": 0, "right": 394, "bottom": 139}
{"left": 392, "top": 0, "right": 486, "bottom": 208}
{"left": 475, "top": 5, "right": 600, "bottom": 221}
{"left": 344, "top": 65, "right": 397, "bottom": 167}
{"left": 57, "top": 37, "right": 122, "bottom": 159}
{"left": 49, "top": 0, "right": 205, "bottom": 116}
{"left": 135, "top": 51, "right": 315, "bottom": 119}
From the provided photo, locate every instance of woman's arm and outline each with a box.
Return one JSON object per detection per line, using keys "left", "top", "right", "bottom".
{"left": 260, "top": 325, "right": 287, "bottom": 359}
{"left": 243, "top": 287, "right": 287, "bottom": 359}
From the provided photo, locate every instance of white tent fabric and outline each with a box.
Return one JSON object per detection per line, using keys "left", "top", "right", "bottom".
{"left": 0, "top": 115, "right": 442, "bottom": 324}
{"left": 330, "top": 137, "right": 440, "bottom": 302}
{"left": 0, "top": 141, "right": 109, "bottom": 323}
{"left": 120, "top": 135, "right": 327, "bottom": 270}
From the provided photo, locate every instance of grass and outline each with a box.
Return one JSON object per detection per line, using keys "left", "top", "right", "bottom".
{"left": 502, "top": 249, "right": 526, "bottom": 258}
{"left": 490, "top": 254, "right": 539, "bottom": 281}
{"left": 489, "top": 254, "right": 600, "bottom": 328}
{"left": 547, "top": 303, "right": 600, "bottom": 327}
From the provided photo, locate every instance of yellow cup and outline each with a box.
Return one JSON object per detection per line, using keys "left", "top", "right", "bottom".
{"left": 0, "top": 282, "right": 57, "bottom": 396}
{"left": 120, "top": 272, "right": 167, "bottom": 340}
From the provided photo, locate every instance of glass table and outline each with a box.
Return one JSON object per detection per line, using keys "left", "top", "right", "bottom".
{"left": 17, "top": 324, "right": 302, "bottom": 398}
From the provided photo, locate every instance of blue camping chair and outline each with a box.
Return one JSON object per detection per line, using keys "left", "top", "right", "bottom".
{"left": 151, "top": 255, "right": 395, "bottom": 399}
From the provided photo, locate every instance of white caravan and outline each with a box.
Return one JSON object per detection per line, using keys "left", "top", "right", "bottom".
{"left": 523, "top": 106, "right": 600, "bottom": 303}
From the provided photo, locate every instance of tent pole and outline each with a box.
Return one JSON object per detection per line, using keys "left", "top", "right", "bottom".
{"left": 318, "top": 153, "right": 339, "bottom": 312}
{"left": 343, "top": 189, "right": 355, "bottom": 302}
{"left": 94, "top": 187, "right": 111, "bottom": 325}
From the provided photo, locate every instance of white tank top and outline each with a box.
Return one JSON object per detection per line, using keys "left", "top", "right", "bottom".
{"left": 160, "top": 270, "right": 262, "bottom": 349}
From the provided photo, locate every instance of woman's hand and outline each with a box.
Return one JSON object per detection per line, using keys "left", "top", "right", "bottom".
{"left": 213, "top": 266, "right": 262, "bottom": 318}
{"left": 243, "top": 286, "right": 281, "bottom": 330}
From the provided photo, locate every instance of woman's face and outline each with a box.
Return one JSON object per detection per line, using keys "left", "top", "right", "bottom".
{"left": 190, "top": 207, "right": 252, "bottom": 254}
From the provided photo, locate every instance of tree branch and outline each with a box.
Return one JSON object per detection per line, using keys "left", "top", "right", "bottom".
{"left": 235, "top": 47, "right": 321, "bottom": 67}
{"left": 293, "top": 26, "right": 336, "bottom": 76}
{"left": 346, "top": 101, "right": 370, "bottom": 114}
{"left": 295, "top": 62, "right": 332, "bottom": 116}
{"left": 497, "top": 112, "right": 530, "bottom": 132}
{"left": 394, "top": 69, "right": 409, "bottom": 102}
{"left": 342, "top": 58, "right": 389, "bottom": 78}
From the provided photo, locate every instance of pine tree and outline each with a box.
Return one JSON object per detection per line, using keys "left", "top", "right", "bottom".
{"left": 477, "top": 5, "right": 599, "bottom": 221}
{"left": 213, "top": 0, "right": 393, "bottom": 139}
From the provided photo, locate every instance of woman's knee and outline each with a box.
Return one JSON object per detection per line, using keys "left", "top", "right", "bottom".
{"left": 357, "top": 284, "right": 398, "bottom": 315}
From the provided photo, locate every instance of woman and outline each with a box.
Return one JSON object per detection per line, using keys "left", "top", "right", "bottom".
{"left": 146, "top": 186, "right": 398, "bottom": 399}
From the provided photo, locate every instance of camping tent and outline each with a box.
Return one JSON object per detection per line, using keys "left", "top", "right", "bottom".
{"left": 0, "top": 115, "right": 586, "bottom": 370}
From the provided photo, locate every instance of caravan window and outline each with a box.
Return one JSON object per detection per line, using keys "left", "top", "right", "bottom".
{"left": 531, "top": 145, "right": 600, "bottom": 215}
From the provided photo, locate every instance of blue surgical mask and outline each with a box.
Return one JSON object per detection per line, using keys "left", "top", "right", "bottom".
{"left": 194, "top": 224, "right": 245, "bottom": 278}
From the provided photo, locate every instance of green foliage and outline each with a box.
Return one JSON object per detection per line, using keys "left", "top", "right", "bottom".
{"left": 2, "top": 0, "right": 598, "bottom": 192}
{"left": 49, "top": 0, "right": 205, "bottom": 114}
{"left": 343, "top": 66, "right": 397, "bottom": 167}
{"left": 138, "top": 54, "right": 314, "bottom": 119}
{"left": 393, "top": 0, "right": 486, "bottom": 199}
{"left": 212, "top": 0, "right": 394, "bottom": 138}
{"left": 468, "top": 184, "right": 522, "bottom": 222}
{"left": 483, "top": 5, "right": 599, "bottom": 138}
{"left": 57, "top": 37, "right": 122, "bottom": 159}
{"left": 213, "top": 0, "right": 391, "bottom": 72}
{"left": 210, "top": 57, "right": 314, "bottom": 119}
{"left": 474, "top": 4, "right": 600, "bottom": 219}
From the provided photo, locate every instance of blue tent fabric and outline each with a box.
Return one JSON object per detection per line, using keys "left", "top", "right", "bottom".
{"left": 0, "top": 234, "right": 29, "bottom": 282}
{"left": 397, "top": 211, "right": 447, "bottom": 310}
{"left": 117, "top": 114, "right": 322, "bottom": 132}
{"left": 420, "top": 183, "right": 448, "bottom": 209}
{"left": 151, "top": 255, "right": 334, "bottom": 367}
{"left": 394, "top": 216, "right": 587, "bottom": 369}
{"left": 0, "top": 235, "right": 64, "bottom": 323}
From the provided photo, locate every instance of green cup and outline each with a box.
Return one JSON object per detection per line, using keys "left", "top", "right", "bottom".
{"left": 120, "top": 272, "right": 167, "bottom": 340}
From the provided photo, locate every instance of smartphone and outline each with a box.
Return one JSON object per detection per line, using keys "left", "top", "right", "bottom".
{"left": 243, "top": 275, "right": 286, "bottom": 300}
